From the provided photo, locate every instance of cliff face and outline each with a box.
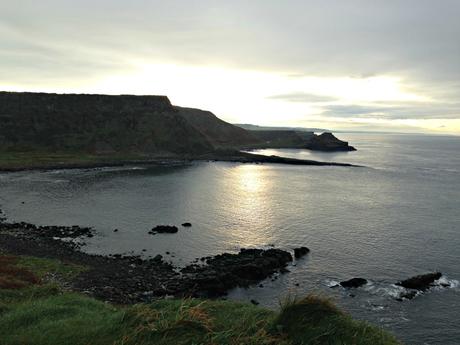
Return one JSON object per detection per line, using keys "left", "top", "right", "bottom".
{"left": 176, "top": 107, "right": 261, "bottom": 149}
{"left": 0, "top": 92, "right": 355, "bottom": 158}
{"left": 0, "top": 92, "right": 222, "bottom": 156}
{"left": 248, "top": 130, "right": 356, "bottom": 151}
{"left": 305, "top": 132, "right": 356, "bottom": 151}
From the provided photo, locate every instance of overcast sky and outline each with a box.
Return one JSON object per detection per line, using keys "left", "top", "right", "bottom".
{"left": 1, "top": 0, "right": 459, "bottom": 133}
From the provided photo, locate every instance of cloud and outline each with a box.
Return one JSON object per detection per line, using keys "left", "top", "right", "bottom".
{"left": 321, "top": 102, "right": 460, "bottom": 120}
{"left": 1, "top": 0, "right": 460, "bottom": 131}
{"left": 267, "top": 93, "right": 338, "bottom": 103}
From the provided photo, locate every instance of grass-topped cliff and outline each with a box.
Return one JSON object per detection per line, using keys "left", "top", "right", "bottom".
{"left": 0, "top": 254, "right": 399, "bottom": 345}
{"left": 0, "top": 92, "right": 254, "bottom": 156}
{"left": 0, "top": 91, "right": 356, "bottom": 170}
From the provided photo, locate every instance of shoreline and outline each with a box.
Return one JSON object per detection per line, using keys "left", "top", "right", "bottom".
{"left": 0, "top": 220, "right": 297, "bottom": 304}
{"left": 0, "top": 150, "right": 359, "bottom": 173}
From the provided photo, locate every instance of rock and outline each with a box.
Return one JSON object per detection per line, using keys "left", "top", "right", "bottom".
{"left": 178, "top": 248, "right": 293, "bottom": 297}
{"left": 340, "top": 278, "right": 367, "bottom": 288}
{"left": 149, "top": 225, "right": 178, "bottom": 234}
{"left": 250, "top": 299, "right": 259, "bottom": 305}
{"left": 396, "top": 272, "right": 442, "bottom": 290}
{"left": 396, "top": 290, "right": 418, "bottom": 301}
{"left": 305, "top": 132, "right": 356, "bottom": 152}
{"left": 152, "top": 255, "right": 163, "bottom": 262}
{"left": 294, "top": 246, "right": 310, "bottom": 259}
{"left": 181, "top": 222, "right": 192, "bottom": 227}
{"left": 113, "top": 229, "right": 119, "bottom": 232}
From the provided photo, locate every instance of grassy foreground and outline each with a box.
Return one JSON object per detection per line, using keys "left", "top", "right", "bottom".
{"left": 0, "top": 254, "right": 400, "bottom": 345}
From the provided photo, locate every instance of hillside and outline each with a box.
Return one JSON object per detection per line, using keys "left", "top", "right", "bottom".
{"left": 248, "top": 130, "right": 356, "bottom": 151}
{"left": 175, "top": 106, "right": 262, "bottom": 148}
{"left": 0, "top": 92, "right": 215, "bottom": 156}
{"left": 0, "top": 92, "right": 356, "bottom": 170}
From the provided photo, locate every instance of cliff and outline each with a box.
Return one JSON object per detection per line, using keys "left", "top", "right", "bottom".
{"left": 174, "top": 106, "right": 262, "bottom": 149}
{"left": 0, "top": 92, "right": 217, "bottom": 156}
{"left": 0, "top": 92, "right": 355, "bottom": 168}
{"left": 247, "top": 130, "right": 356, "bottom": 151}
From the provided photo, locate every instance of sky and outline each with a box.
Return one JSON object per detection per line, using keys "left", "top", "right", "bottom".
{"left": 1, "top": 0, "right": 459, "bottom": 134}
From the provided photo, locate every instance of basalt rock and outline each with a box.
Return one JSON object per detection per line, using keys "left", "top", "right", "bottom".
{"left": 396, "top": 272, "right": 442, "bottom": 290}
{"left": 340, "top": 278, "right": 368, "bottom": 288}
{"left": 294, "top": 246, "right": 310, "bottom": 258}
{"left": 396, "top": 290, "right": 418, "bottom": 301}
{"left": 178, "top": 248, "right": 293, "bottom": 297}
{"left": 148, "top": 225, "right": 178, "bottom": 234}
{"left": 0, "top": 221, "right": 94, "bottom": 239}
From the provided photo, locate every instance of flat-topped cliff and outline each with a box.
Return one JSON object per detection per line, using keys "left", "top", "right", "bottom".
{"left": 0, "top": 92, "right": 356, "bottom": 170}
{"left": 0, "top": 92, "right": 257, "bottom": 156}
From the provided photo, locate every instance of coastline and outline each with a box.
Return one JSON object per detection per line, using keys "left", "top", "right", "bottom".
{"left": 0, "top": 220, "right": 296, "bottom": 303}
{"left": 0, "top": 214, "right": 400, "bottom": 344}
{"left": 0, "top": 150, "right": 359, "bottom": 173}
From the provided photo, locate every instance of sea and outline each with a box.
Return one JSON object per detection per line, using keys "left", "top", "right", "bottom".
{"left": 0, "top": 132, "right": 459, "bottom": 345}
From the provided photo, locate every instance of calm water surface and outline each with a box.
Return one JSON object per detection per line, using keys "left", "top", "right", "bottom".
{"left": 1, "top": 133, "right": 459, "bottom": 345}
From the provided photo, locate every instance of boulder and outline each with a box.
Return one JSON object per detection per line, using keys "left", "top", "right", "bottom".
{"left": 340, "top": 278, "right": 367, "bottom": 288}
{"left": 181, "top": 222, "right": 192, "bottom": 227}
{"left": 294, "top": 246, "right": 310, "bottom": 259}
{"left": 149, "top": 225, "right": 178, "bottom": 234}
{"left": 396, "top": 272, "right": 442, "bottom": 290}
{"left": 396, "top": 290, "right": 418, "bottom": 301}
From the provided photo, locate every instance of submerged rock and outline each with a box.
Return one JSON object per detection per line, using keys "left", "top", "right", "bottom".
{"left": 340, "top": 278, "right": 367, "bottom": 288}
{"left": 396, "top": 272, "right": 442, "bottom": 290}
{"left": 396, "top": 290, "right": 418, "bottom": 302}
{"left": 148, "top": 225, "right": 178, "bottom": 234}
{"left": 294, "top": 246, "right": 310, "bottom": 259}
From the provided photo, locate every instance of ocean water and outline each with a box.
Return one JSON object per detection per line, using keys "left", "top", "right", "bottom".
{"left": 0, "top": 133, "right": 459, "bottom": 344}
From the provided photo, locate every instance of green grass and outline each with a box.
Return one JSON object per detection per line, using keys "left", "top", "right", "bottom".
{"left": 0, "top": 254, "right": 401, "bottom": 345}
{"left": 274, "top": 294, "right": 400, "bottom": 345}
{"left": 15, "top": 255, "right": 88, "bottom": 280}
{"left": 0, "top": 150, "right": 148, "bottom": 170}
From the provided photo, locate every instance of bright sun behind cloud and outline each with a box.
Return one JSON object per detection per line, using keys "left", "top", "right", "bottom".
{"left": 1, "top": 61, "right": 455, "bottom": 134}
{"left": 87, "top": 62, "right": 449, "bottom": 132}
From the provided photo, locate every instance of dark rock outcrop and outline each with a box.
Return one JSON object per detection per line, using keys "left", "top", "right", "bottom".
{"left": 294, "top": 246, "right": 310, "bottom": 258}
{"left": 181, "top": 222, "right": 192, "bottom": 227}
{"left": 396, "top": 290, "right": 418, "bottom": 301}
{"left": 246, "top": 130, "right": 356, "bottom": 152}
{"left": 305, "top": 132, "right": 356, "bottom": 152}
{"left": 148, "top": 225, "right": 178, "bottom": 234}
{"left": 178, "top": 248, "right": 293, "bottom": 297}
{"left": 340, "top": 278, "right": 368, "bottom": 288}
{"left": 396, "top": 272, "right": 442, "bottom": 290}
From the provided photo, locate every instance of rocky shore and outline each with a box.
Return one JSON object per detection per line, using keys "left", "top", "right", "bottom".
{"left": 0, "top": 150, "right": 359, "bottom": 173}
{"left": 0, "top": 218, "right": 299, "bottom": 304}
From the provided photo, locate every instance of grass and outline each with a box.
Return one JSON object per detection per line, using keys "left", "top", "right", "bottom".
{"left": 0, "top": 150, "right": 149, "bottom": 170}
{"left": 274, "top": 294, "right": 399, "bottom": 345}
{"left": 0, "top": 254, "right": 401, "bottom": 345}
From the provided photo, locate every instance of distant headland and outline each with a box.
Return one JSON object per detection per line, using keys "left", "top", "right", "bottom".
{"left": 0, "top": 91, "right": 356, "bottom": 171}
